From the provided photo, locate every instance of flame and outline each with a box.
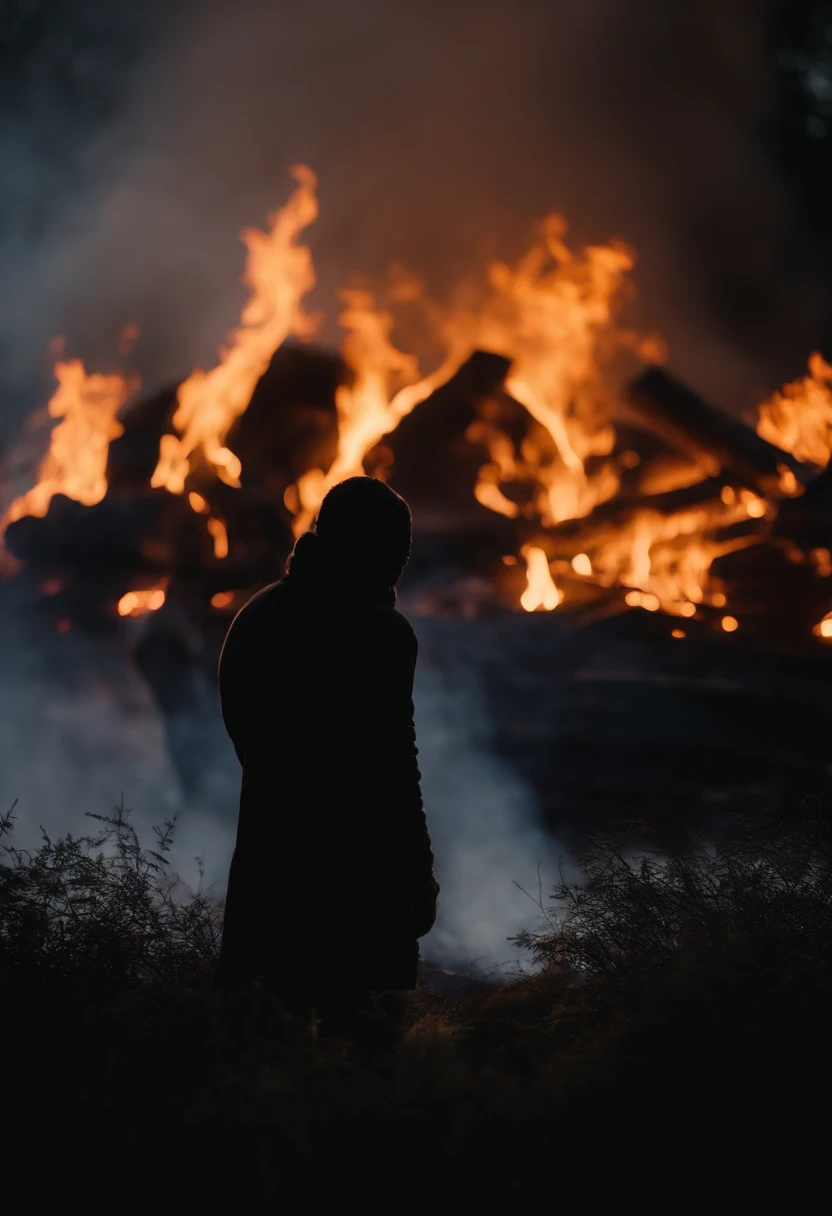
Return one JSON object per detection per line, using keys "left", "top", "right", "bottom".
{"left": 810, "top": 548, "right": 832, "bottom": 578}
{"left": 467, "top": 218, "right": 658, "bottom": 527}
{"left": 207, "top": 517, "right": 229, "bottom": 559}
{"left": 152, "top": 166, "right": 319, "bottom": 496}
{"left": 520, "top": 545, "right": 561, "bottom": 611}
{"left": 291, "top": 289, "right": 467, "bottom": 535}
{"left": 12, "top": 177, "right": 818, "bottom": 633}
{"left": 287, "top": 212, "right": 661, "bottom": 571}
{"left": 3, "top": 359, "right": 132, "bottom": 528}
{"left": 757, "top": 352, "right": 832, "bottom": 467}
{"left": 118, "top": 587, "right": 166, "bottom": 617}
{"left": 815, "top": 611, "right": 832, "bottom": 639}
{"left": 467, "top": 419, "right": 520, "bottom": 518}
{"left": 573, "top": 499, "right": 752, "bottom": 616}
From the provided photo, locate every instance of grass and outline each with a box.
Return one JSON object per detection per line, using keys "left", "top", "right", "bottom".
{"left": 2, "top": 798, "right": 831, "bottom": 1210}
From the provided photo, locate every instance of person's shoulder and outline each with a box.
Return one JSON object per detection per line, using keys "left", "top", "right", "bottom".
{"left": 359, "top": 601, "right": 418, "bottom": 651}
{"left": 221, "top": 580, "right": 285, "bottom": 652}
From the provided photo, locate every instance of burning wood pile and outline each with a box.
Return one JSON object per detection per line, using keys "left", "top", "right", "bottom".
{"left": 3, "top": 163, "right": 832, "bottom": 665}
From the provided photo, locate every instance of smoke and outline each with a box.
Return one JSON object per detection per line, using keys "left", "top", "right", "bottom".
{"left": 0, "top": 0, "right": 821, "bottom": 438}
{"left": 0, "top": 575, "right": 557, "bottom": 972}
{"left": 0, "top": 0, "right": 822, "bottom": 967}
{"left": 413, "top": 643, "right": 561, "bottom": 974}
{"left": 0, "top": 579, "right": 239, "bottom": 883}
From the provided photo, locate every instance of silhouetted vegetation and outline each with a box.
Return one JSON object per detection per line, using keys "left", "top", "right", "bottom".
{"left": 2, "top": 799, "right": 831, "bottom": 1209}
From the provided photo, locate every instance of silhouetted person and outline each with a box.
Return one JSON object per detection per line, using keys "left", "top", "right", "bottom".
{"left": 215, "top": 477, "right": 438, "bottom": 1021}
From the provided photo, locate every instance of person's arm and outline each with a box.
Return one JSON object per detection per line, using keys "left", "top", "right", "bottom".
{"left": 352, "top": 609, "right": 436, "bottom": 895}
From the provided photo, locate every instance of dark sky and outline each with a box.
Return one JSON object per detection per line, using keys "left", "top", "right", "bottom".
{"left": 0, "top": 0, "right": 827, "bottom": 433}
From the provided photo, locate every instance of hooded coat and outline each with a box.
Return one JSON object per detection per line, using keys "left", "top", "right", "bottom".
{"left": 214, "top": 527, "right": 435, "bottom": 1008}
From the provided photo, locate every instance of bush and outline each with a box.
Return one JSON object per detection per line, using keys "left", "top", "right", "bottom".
{"left": 0, "top": 795, "right": 221, "bottom": 990}
{"left": 1, "top": 801, "right": 831, "bottom": 1208}
{"left": 512, "top": 811, "right": 832, "bottom": 994}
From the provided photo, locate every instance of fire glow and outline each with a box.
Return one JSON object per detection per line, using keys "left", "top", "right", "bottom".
{"left": 118, "top": 588, "right": 166, "bottom": 617}
{"left": 5, "top": 165, "right": 832, "bottom": 633}
{"left": 2, "top": 360, "right": 133, "bottom": 528}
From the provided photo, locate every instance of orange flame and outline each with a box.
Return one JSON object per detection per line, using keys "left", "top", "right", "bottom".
{"left": 288, "top": 213, "right": 659, "bottom": 550}
{"left": 470, "top": 219, "right": 652, "bottom": 527}
{"left": 152, "top": 166, "right": 319, "bottom": 496}
{"left": 12, "top": 177, "right": 815, "bottom": 633}
{"left": 207, "top": 517, "right": 229, "bottom": 559}
{"left": 757, "top": 352, "right": 832, "bottom": 467}
{"left": 291, "top": 288, "right": 468, "bottom": 535}
{"left": 579, "top": 500, "right": 752, "bottom": 616}
{"left": 815, "top": 611, "right": 832, "bottom": 639}
{"left": 118, "top": 587, "right": 166, "bottom": 617}
{"left": 3, "top": 359, "right": 133, "bottom": 528}
{"left": 520, "top": 545, "right": 561, "bottom": 611}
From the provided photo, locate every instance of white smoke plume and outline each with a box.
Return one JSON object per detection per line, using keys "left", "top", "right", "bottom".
{"left": 413, "top": 645, "right": 561, "bottom": 973}
{"left": 0, "top": 586, "right": 558, "bottom": 971}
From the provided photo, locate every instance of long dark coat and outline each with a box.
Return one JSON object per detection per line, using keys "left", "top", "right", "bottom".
{"left": 214, "top": 532, "right": 434, "bottom": 1008}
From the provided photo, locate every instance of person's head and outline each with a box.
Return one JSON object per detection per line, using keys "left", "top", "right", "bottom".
{"left": 314, "top": 476, "right": 412, "bottom": 585}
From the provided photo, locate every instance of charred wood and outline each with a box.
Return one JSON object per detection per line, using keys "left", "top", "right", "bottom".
{"left": 626, "top": 366, "right": 807, "bottom": 495}
{"left": 106, "top": 384, "right": 179, "bottom": 493}
{"left": 232, "top": 342, "right": 342, "bottom": 492}
{"left": 386, "top": 351, "right": 512, "bottom": 511}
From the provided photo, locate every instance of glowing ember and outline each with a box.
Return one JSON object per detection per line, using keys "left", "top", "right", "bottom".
{"left": 571, "top": 552, "right": 592, "bottom": 575}
{"left": 740, "top": 489, "right": 766, "bottom": 518}
{"left": 671, "top": 628, "right": 686, "bottom": 638}
{"left": 810, "top": 548, "right": 832, "bottom": 578}
{"left": 624, "top": 589, "right": 660, "bottom": 611}
{"left": 721, "top": 615, "right": 739, "bottom": 633}
{"left": 520, "top": 545, "right": 561, "bottom": 611}
{"left": 3, "top": 359, "right": 133, "bottom": 529}
{"left": 758, "top": 352, "right": 832, "bottom": 467}
{"left": 152, "top": 166, "right": 319, "bottom": 496}
{"left": 118, "top": 588, "right": 166, "bottom": 617}
{"left": 188, "top": 492, "right": 209, "bottom": 513}
{"left": 814, "top": 611, "right": 832, "bottom": 639}
{"left": 207, "top": 518, "right": 229, "bottom": 559}
{"left": 211, "top": 591, "right": 235, "bottom": 609}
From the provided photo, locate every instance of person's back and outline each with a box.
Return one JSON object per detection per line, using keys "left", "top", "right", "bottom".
{"left": 215, "top": 477, "right": 438, "bottom": 1017}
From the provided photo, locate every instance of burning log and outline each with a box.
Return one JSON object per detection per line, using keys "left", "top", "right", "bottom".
{"left": 626, "top": 366, "right": 807, "bottom": 496}
{"left": 518, "top": 477, "right": 747, "bottom": 565}
{"left": 107, "top": 343, "right": 342, "bottom": 499}
{"left": 772, "top": 454, "right": 832, "bottom": 555}
{"left": 231, "top": 343, "right": 341, "bottom": 491}
{"left": 385, "top": 350, "right": 513, "bottom": 514}
{"left": 106, "top": 384, "right": 179, "bottom": 494}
